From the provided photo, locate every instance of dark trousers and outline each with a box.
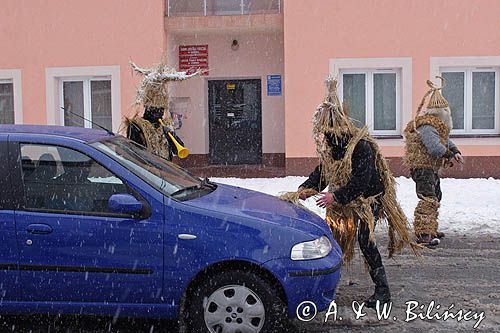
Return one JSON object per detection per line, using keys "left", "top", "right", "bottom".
{"left": 357, "top": 204, "right": 383, "bottom": 271}
{"left": 410, "top": 168, "right": 442, "bottom": 201}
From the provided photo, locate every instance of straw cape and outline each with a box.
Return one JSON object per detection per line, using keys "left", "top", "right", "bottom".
{"left": 125, "top": 116, "right": 171, "bottom": 159}
{"left": 280, "top": 77, "right": 419, "bottom": 263}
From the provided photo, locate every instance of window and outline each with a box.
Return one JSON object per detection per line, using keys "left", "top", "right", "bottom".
{"left": 0, "top": 69, "right": 22, "bottom": 124}
{"left": 61, "top": 78, "right": 112, "bottom": 130}
{"left": 441, "top": 68, "right": 499, "bottom": 135}
{"left": 20, "top": 144, "right": 134, "bottom": 215}
{"left": 46, "top": 66, "right": 120, "bottom": 131}
{"left": 167, "top": 0, "right": 281, "bottom": 16}
{"left": 340, "top": 69, "right": 401, "bottom": 135}
{"left": 0, "top": 79, "right": 15, "bottom": 124}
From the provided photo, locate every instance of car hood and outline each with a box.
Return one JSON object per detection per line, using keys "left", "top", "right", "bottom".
{"left": 186, "top": 183, "right": 330, "bottom": 237}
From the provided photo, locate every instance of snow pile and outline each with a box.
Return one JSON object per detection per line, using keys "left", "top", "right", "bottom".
{"left": 211, "top": 176, "right": 500, "bottom": 235}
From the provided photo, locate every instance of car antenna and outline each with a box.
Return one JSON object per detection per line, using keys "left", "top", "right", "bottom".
{"left": 60, "top": 107, "right": 114, "bottom": 135}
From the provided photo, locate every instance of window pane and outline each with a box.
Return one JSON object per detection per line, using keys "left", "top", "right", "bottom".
{"left": 208, "top": 0, "right": 242, "bottom": 15}
{"left": 441, "top": 72, "right": 465, "bottom": 130}
{"left": 168, "top": 0, "right": 205, "bottom": 17}
{"left": 20, "top": 144, "right": 130, "bottom": 215}
{"left": 0, "top": 82, "right": 15, "bottom": 124}
{"left": 472, "top": 72, "right": 496, "bottom": 130}
{"left": 373, "top": 73, "right": 397, "bottom": 131}
{"left": 245, "top": 0, "right": 280, "bottom": 14}
{"left": 91, "top": 80, "right": 112, "bottom": 131}
{"left": 92, "top": 137, "right": 201, "bottom": 197}
{"left": 342, "top": 74, "right": 366, "bottom": 127}
{"left": 63, "top": 81, "right": 84, "bottom": 127}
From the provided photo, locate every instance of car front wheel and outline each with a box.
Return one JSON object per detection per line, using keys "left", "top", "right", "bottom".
{"left": 185, "top": 269, "right": 288, "bottom": 333}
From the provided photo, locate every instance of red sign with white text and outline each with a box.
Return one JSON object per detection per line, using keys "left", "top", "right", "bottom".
{"left": 179, "top": 45, "right": 208, "bottom": 75}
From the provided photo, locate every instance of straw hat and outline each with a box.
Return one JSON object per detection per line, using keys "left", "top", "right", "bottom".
{"left": 426, "top": 76, "right": 449, "bottom": 109}
{"left": 415, "top": 76, "right": 453, "bottom": 129}
{"left": 313, "top": 76, "right": 357, "bottom": 139}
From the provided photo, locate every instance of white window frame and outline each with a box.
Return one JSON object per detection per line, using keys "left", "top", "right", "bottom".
{"left": 0, "top": 69, "right": 23, "bottom": 124}
{"left": 431, "top": 57, "right": 500, "bottom": 136}
{"left": 59, "top": 76, "right": 112, "bottom": 129}
{"left": 338, "top": 69, "right": 401, "bottom": 136}
{"left": 46, "top": 66, "right": 120, "bottom": 132}
{"left": 330, "top": 57, "right": 412, "bottom": 138}
{"left": 440, "top": 67, "right": 499, "bottom": 135}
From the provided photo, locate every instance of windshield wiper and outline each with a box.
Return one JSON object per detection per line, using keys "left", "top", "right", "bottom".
{"left": 201, "top": 177, "right": 217, "bottom": 189}
{"left": 170, "top": 185, "right": 202, "bottom": 198}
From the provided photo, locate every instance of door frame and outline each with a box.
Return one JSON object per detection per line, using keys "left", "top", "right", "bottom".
{"left": 0, "top": 134, "right": 20, "bottom": 301}
{"left": 207, "top": 78, "right": 263, "bottom": 165}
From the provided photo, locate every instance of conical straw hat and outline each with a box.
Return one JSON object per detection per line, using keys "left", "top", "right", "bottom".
{"left": 427, "top": 76, "right": 449, "bottom": 109}
{"left": 415, "top": 76, "right": 449, "bottom": 118}
{"left": 313, "top": 76, "right": 357, "bottom": 138}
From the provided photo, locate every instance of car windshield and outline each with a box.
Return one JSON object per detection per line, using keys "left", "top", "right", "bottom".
{"left": 91, "top": 136, "right": 212, "bottom": 199}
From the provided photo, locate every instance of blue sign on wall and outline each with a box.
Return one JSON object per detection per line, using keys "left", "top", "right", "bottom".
{"left": 267, "top": 75, "right": 281, "bottom": 96}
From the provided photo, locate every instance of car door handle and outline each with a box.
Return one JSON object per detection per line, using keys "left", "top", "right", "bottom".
{"left": 27, "top": 223, "right": 53, "bottom": 235}
{"left": 178, "top": 234, "right": 197, "bottom": 240}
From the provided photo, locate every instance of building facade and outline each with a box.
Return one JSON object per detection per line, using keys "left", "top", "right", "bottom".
{"left": 1, "top": 0, "right": 499, "bottom": 177}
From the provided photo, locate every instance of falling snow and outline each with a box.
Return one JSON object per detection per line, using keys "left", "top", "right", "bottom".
{"left": 211, "top": 176, "right": 500, "bottom": 235}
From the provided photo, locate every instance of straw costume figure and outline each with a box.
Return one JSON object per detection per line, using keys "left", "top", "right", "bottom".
{"left": 125, "top": 59, "right": 203, "bottom": 161}
{"left": 403, "top": 76, "right": 463, "bottom": 247}
{"left": 282, "top": 77, "right": 418, "bottom": 308}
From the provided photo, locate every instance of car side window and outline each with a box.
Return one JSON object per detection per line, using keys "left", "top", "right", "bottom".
{"left": 20, "top": 144, "right": 135, "bottom": 216}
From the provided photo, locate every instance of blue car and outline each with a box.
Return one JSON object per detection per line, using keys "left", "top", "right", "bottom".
{"left": 0, "top": 125, "right": 341, "bottom": 332}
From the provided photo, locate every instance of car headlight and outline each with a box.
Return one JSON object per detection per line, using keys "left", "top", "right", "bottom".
{"left": 291, "top": 235, "right": 332, "bottom": 260}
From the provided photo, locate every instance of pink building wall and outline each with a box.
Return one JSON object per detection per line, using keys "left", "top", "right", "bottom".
{"left": 0, "top": 0, "right": 166, "bottom": 126}
{"left": 166, "top": 31, "right": 284, "bottom": 155}
{"left": 284, "top": 0, "right": 500, "bottom": 169}
{"left": 1, "top": 0, "right": 499, "bottom": 177}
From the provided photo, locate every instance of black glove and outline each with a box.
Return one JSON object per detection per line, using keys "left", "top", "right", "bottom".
{"left": 443, "top": 149, "right": 454, "bottom": 159}
{"left": 450, "top": 147, "right": 461, "bottom": 156}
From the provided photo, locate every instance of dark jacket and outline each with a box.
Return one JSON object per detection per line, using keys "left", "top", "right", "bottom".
{"left": 300, "top": 139, "right": 384, "bottom": 205}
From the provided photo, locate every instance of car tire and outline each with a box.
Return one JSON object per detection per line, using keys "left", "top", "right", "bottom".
{"left": 185, "top": 269, "right": 288, "bottom": 333}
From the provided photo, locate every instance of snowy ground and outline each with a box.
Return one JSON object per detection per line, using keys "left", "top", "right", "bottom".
{"left": 211, "top": 176, "right": 500, "bottom": 235}
{"left": 210, "top": 176, "right": 500, "bottom": 332}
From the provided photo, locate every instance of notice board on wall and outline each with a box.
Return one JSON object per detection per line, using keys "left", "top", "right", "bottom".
{"left": 267, "top": 74, "right": 281, "bottom": 96}
{"left": 179, "top": 45, "right": 209, "bottom": 75}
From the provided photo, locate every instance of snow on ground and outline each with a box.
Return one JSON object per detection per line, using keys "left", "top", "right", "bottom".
{"left": 211, "top": 176, "right": 500, "bottom": 235}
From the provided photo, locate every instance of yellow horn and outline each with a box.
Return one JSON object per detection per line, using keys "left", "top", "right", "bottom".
{"left": 159, "top": 119, "right": 190, "bottom": 159}
{"left": 167, "top": 131, "right": 189, "bottom": 159}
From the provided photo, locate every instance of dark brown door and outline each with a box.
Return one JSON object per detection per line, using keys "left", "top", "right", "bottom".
{"left": 208, "top": 79, "right": 262, "bottom": 165}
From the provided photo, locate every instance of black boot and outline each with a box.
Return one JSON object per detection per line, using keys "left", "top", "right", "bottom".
{"left": 365, "top": 266, "right": 391, "bottom": 308}
{"left": 416, "top": 234, "right": 440, "bottom": 248}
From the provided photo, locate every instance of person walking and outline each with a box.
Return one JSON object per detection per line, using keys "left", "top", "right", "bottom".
{"left": 298, "top": 77, "right": 418, "bottom": 308}
{"left": 403, "top": 77, "right": 464, "bottom": 247}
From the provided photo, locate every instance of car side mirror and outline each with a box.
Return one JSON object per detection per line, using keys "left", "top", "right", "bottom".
{"left": 108, "top": 194, "right": 144, "bottom": 216}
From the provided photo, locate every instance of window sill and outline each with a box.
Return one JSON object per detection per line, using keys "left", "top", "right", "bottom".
{"left": 450, "top": 134, "right": 500, "bottom": 139}
{"left": 372, "top": 135, "right": 403, "bottom": 140}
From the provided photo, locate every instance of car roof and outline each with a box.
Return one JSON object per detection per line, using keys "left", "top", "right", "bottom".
{"left": 0, "top": 124, "right": 115, "bottom": 142}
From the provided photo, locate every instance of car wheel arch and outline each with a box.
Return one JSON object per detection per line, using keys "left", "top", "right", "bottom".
{"left": 178, "top": 259, "right": 288, "bottom": 318}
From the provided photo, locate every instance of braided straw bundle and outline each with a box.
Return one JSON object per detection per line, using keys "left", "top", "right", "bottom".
{"left": 278, "top": 189, "right": 318, "bottom": 214}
